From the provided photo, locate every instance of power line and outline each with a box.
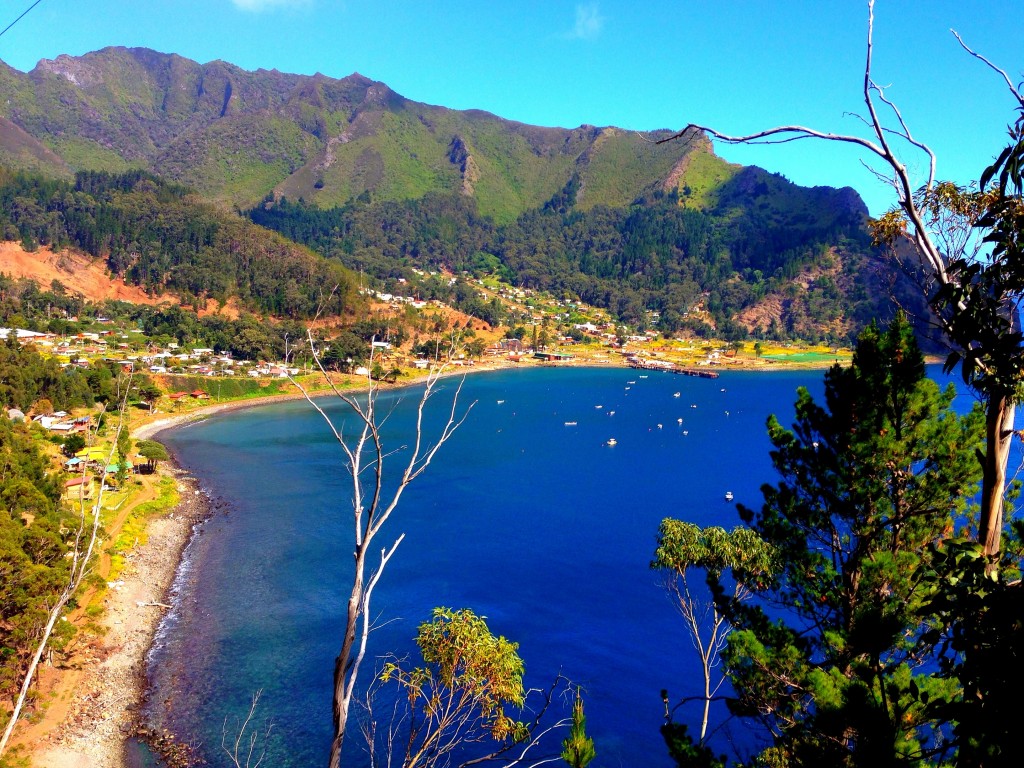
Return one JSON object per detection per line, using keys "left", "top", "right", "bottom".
{"left": 0, "top": 0, "right": 46, "bottom": 41}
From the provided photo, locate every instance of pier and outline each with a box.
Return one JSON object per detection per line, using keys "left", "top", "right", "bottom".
{"left": 626, "top": 359, "right": 720, "bottom": 379}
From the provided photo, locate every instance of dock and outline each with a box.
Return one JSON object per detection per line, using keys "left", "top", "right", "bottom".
{"left": 626, "top": 359, "right": 720, "bottom": 379}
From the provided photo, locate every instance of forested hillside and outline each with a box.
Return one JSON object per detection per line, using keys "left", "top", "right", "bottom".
{"left": 0, "top": 47, "right": 927, "bottom": 343}
{"left": 0, "top": 169, "right": 359, "bottom": 319}
{"left": 250, "top": 172, "right": 905, "bottom": 343}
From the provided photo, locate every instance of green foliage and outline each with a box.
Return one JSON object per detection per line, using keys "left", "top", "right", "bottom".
{"left": 135, "top": 439, "right": 169, "bottom": 464}
{"left": 721, "top": 314, "right": 985, "bottom": 766}
{"left": 379, "top": 608, "right": 533, "bottom": 767}
{"left": 653, "top": 522, "right": 775, "bottom": 588}
{"left": 0, "top": 338, "right": 95, "bottom": 411}
{"left": 915, "top": 537, "right": 1024, "bottom": 768}
{"left": 561, "top": 692, "right": 596, "bottom": 768}
{"left": 251, "top": 185, "right": 882, "bottom": 342}
{"left": 0, "top": 169, "right": 359, "bottom": 320}
{"left": 660, "top": 720, "right": 726, "bottom": 768}
{"left": 0, "top": 418, "right": 71, "bottom": 704}
{"left": 61, "top": 433, "right": 86, "bottom": 458}
{"left": 931, "top": 106, "right": 1024, "bottom": 401}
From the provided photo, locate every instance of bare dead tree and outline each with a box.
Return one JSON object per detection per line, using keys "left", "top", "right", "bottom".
{"left": 289, "top": 331, "right": 474, "bottom": 768}
{"left": 222, "top": 689, "right": 273, "bottom": 768}
{"left": 0, "top": 374, "right": 133, "bottom": 758}
{"left": 658, "top": 0, "right": 1024, "bottom": 560}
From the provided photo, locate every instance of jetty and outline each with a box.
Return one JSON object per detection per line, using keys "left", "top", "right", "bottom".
{"left": 626, "top": 357, "right": 720, "bottom": 379}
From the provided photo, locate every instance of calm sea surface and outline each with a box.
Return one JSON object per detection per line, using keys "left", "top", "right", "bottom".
{"left": 141, "top": 365, "right": 929, "bottom": 767}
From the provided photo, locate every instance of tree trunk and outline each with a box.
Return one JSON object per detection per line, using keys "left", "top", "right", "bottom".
{"left": 330, "top": 551, "right": 365, "bottom": 768}
{"left": 0, "top": 594, "right": 69, "bottom": 756}
{"left": 979, "top": 395, "right": 1015, "bottom": 560}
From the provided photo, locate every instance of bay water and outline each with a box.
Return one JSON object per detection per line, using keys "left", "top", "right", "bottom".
{"left": 144, "top": 366, "right": 839, "bottom": 766}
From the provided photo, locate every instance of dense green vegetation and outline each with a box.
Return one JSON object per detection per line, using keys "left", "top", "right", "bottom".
{"left": 0, "top": 335, "right": 95, "bottom": 412}
{"left": 0, "top": 49, "right": 693, "bottom": 217}
{"left": 249, "top": 175, "right": 900, "bottom": 343}
{"left": 0, "top": 416, "right": 72, "bottom": 709}
{"left": 0, "top": 338, "right": 149, "bottom": 735}
{"left": 0, "top": 168, "right": 359, "bottom": 319}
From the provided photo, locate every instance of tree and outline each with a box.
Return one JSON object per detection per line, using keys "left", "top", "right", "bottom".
{"left": 61, "top": 432, "right": 86, "bottom": 458}
{"left": 372, "top": 607, "right": 565, "bottom": 768}
{"left": 289, "top": 334, "right": 473, "bottom": 768}
{"left": 719, "top": 316, "right": 984, "bottom": 765}
{"left": 138, "top": 382, "right": 163, "bottom": 406}
{"left": 662, "top": 0, "right": 1023, "bottom": 562}
{"left": 136, "top": 439, "right": 170, "bottom": 471}
{"left": 651, "top": 522, "right": 775, "bottom": 743}
{"left": 561, "top": 691, "right": 596, "bottom": 768}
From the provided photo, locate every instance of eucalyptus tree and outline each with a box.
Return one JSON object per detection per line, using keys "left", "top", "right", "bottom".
{"left": 369, "top": 607, "right": 571, "bottom": 768}
{"left": 652, "top": 522, "right": 775, "bottom": 744}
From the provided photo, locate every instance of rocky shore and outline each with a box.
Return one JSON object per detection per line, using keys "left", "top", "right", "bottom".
{"left": 28, "top": 468, "right": 209, "bottom": 768}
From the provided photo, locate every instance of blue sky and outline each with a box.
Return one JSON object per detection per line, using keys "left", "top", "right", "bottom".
{"left": 1, "top": 0, "right": 1021, "bottom": 215}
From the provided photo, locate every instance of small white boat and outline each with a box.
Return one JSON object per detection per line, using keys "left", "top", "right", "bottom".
{"left": 627, "top": 380, "right": 636, "bottom": 384}
{"left": 595, "top": 405, "right": 603, "bottom": 409}
{"left": 724, "top": 491, "right": 734, "bottom": 501}
{"left": 691, "top": 404, "right": 698, "bottom": 409}
{"left": 657, "top": 423, "right": 663, "bottom": 429}
{"left": 673, "top": 392, "right": 681, "bottom": 398}
{"left": 606, "top": 438, "right": 618, "bottom": 446}
{"left": 639, "top": 375, "right": 648, "bottom": 379}
{"left": 564, "top": 421, "right": 577, "bottom": 426}
{"left": 683, "top": 430, "right": 689, "bottom": 435}
{"left": 608, "top": 410, "right": 615, "bottom": 416}
{"left": 497, "top": 400, "right": 505, "bottom": 404}
{"left": 677, "top": 418, "right": 683, "bottom": 424}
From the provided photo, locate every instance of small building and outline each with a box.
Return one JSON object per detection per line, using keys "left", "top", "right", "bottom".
{"left": 191, "top": 390, "right": 210, "bottom": 399}
{"left": 6, "top": 408, "right": 26, "bottom": 422}
{"left": 63, "top": 476, "right": 96, "bottom": 503}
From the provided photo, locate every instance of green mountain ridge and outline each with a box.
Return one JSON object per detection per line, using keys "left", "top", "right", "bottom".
{"left": 0, "top": 47, "right": 713, "bottom": 222}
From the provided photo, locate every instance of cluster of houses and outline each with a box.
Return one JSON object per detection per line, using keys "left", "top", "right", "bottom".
{"left": 2, "top": 326, "right": 290, "bottom": 379}
{"left": 61, "top": 447, "right": 136, "bottom": 503}
{"left": 362, "top": 285, "right": 434, "bottom": 310}
{"left": 4, "top": 407, "right": 93, "bottom": 434}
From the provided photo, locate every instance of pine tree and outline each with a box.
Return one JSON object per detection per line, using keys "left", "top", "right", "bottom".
{"left": 561, "top": 691, "right": 596, "bottom": 768}
{"left": 723, "top": 313, "right": 985, "bottom": 766}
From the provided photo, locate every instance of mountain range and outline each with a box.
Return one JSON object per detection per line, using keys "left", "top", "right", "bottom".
{"left": 0, "top": 47, "right": 909, "bottom": 342}
{"left": 0, "top": 46, "right": 720, "bottom": 222}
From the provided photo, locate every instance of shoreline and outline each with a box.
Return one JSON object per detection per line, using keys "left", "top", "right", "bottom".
{"left": 132, "top": 355, "right": 846, "bottom": 441}
{"left": 26, "top": 467, "right": 208, "bottom": 768}
{"left": 22, "top": 358, "right": 840, "bottom": 768}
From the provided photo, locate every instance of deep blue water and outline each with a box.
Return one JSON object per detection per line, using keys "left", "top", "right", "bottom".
{"left": 144, "top": 367, "right": 843, "bottom": 767}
